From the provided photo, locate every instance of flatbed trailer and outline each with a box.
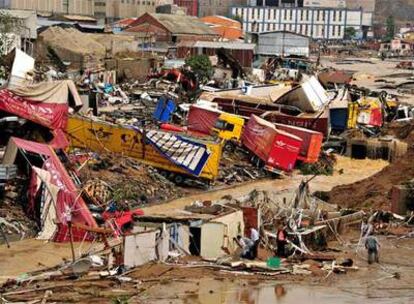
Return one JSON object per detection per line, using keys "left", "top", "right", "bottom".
{"left": 66, "top": 116, "right": 222, "bottom": 184}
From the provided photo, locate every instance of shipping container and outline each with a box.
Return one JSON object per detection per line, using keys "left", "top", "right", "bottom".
{"left": 242, "top": 115, "right": 302, "bottom": 172}
{"left": 274, "top": 123, "right": 323, "bottom": 164}
{"left": 187, "top": 105, "right": 221, "bottom": 135}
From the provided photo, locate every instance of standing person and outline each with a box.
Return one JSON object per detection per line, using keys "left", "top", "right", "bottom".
{"left": 250, "top": 227, "right": 260, "bottom": 259}
{"left": 361, "top": 216, "right": 374, "bottom": 238}
{"left": 365, "top": 235, "right": 380, "bottom": 264}
{"left": 276, "top": 224, "right": 287, "bottom": 258}
{"left": 234, "top": 235, "right": 254, "bottom": 260}
{"left": 357, "top": 216, "right": 374, "bottom": 252}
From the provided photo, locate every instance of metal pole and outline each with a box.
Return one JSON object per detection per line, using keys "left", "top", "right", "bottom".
{"left": 68, "top": 221, "right": 76, "bottom": 262}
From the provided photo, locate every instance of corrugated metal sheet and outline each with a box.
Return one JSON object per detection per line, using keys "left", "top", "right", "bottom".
{"left": 193, "top": 41, "right": 256, "bottom": 50}
{"left": 256, "top": 31, "right": 310, "bottom": 57}
{"left": 148, "top": 13, "right": 217, "bottom": 36}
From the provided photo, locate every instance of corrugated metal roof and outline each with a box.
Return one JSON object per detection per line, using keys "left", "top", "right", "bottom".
{"left": 37, "top": 18, "right": 75, "bottom": 29}
{"left": 192, "top": 41, "right": 256, "bottom": 50}
{"left": 254, "top": 30, "right": 310, "bottom": 39}
{"left": 149, "top": 13, "right": 217, "bottom": 36}
{"left": 63, "top": 15, "right": 97, "bottom": 22}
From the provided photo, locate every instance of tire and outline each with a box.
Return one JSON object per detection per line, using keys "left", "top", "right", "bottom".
{"left": 174, "top": 174, "right": 185, "bottom": 185}
{"left": 224, "top": 141, "right": 235, "bottom": 153}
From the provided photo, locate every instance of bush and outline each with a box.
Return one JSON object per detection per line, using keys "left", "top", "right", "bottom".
{"left": 185, "top": 55, "right": 213, "bottom": 84}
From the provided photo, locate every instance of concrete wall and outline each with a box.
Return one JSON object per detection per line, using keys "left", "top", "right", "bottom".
{"left": 101, "top": 0, "right": 174, "bottom": 20}
{"left": 68, "top": 0, "right": 94, "bottom": 15}
{"left": 200, "top": 210, "right": 244, "bottom": 259}
{"left": 7, "top": 0, "right": 94, "bottom": 15}
{"left": 198, "top": 0, "right": 244, "bottom": 17}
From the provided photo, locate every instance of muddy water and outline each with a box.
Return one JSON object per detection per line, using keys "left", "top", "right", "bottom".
{"left": 143, "top": 278, "right": 409, "bottom": 304}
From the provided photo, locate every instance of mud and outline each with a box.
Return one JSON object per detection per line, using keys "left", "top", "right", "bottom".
{"left": 321, "top": 57, "right": 414, "bottom": 105}
{"left": 0, "top": 239, "right": 103, "bottom": 283}
{"left": 144, "top": 156, "right": 387, "bottom": 215}
{"left": 128, "top": 232, "right": 414, "bottom": 304}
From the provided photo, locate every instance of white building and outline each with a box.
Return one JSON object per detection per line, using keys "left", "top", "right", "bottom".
{"left": 230, "top": 6, "right": 373, "bottom": 40}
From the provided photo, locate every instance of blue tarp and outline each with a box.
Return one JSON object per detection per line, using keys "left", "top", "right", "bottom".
{"left": 153, "top": 96, "right": 176, "bottom": 123}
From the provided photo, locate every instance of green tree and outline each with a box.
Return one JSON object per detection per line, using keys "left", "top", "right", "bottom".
{"left": 344, "top": 27, "right": 356, "bottom": 40}
{"left": 185, "top": 54, "right": 213, "bottom": 84}
{"left": 385, "top": 15, "right": 395, "bottom": 40}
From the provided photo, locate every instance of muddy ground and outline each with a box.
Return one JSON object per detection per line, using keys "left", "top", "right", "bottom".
{"left": 129, "top": 231, "right": 414, "bottom": 304}
{"left": 0, "top": 156, "right": 400, "bottom": 303}
{"left": 2, "top": 231, "right": 413, "bottom": 303}
{"left": 321, "top": 56, "right": 414, "bottom": 105}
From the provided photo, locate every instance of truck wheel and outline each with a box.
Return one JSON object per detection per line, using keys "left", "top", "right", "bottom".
{"left": 250, "top": 155, "right": 258, "bottom": 164}
{"left": 174, "top": 174, "right": 185, "bottom": 185}
{"left": 224, "top": 141, "right": 235, "bottom": 153}
{"left": 159, "top": 170, "right": 168, "bottom": 178}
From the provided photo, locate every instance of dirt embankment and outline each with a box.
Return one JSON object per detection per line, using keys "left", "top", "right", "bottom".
{"left": 328, "top": 122, "right": 414, "bottom": 210}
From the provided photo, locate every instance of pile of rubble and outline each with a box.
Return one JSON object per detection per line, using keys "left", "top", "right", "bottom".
{"left": 77, "top": 153, "right": 183, "bottom": 205}
{"left": 0, "top": 182, "right": 36, "bottom": 243}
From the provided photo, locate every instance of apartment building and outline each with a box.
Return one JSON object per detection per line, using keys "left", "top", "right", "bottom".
{"left": 0, "top": 0, "right": 94, "bottom": 15}
{"left": 230, "top": 6, "right": 373, "bottom": 39}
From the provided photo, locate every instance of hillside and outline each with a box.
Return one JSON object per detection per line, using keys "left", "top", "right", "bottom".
{"left": 374, "top": 0, "right": 414, "bottom": 26}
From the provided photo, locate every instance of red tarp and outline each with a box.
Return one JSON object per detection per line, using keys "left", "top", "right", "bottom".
{"left": 187, "top": 105, "right": 221, "bottom": 135}
{"left": 10, "top": 137, "right": 97, "bottom": 242}
{"left": 0, "top": 89, "right": 68, "bottom": 130}
{"left": 49, "top": 129, "right": 70, "bottom": 149}
{"left": 242, "top": 115, "right": 302, "bottom": 172}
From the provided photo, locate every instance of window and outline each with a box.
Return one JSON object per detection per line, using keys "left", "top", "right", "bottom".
{"left": 333, "top": 10, "right": 336, "bottom": 22}
{"left": 316, "top": 10, "right": 320, "bottom": 21}
{"left": 215, "top": 120, "right": 235, "bottom": 132}
{"left": 332, "top": 25, "right": 336, "bottom": 36}
{"left": 306, "top": 9, "right": 309, "bottom": 21}
{"left": 339, "top": 11, "right": 342, "bottom": 22}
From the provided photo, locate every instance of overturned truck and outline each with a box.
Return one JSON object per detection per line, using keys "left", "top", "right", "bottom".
{"left": 66, "top": 115, "right": 222, "bottom": 185}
